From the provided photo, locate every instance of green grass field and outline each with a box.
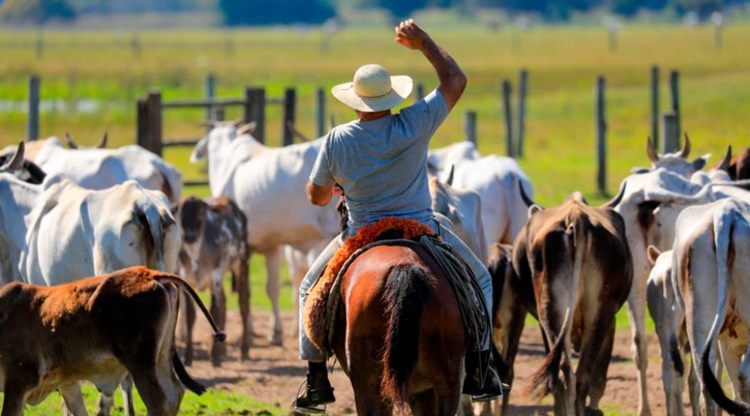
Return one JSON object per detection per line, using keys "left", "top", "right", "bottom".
{"left": 0, "top": 16, "right": 748, "bottom": 414}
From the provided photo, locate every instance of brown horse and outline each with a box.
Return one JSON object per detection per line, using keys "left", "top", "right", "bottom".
{"left": 330, "top": 238, "right": 466, "bottom": 415}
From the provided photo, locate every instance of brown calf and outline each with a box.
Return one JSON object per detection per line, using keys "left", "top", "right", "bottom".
{"left": 0, "top": 266, "right": 224, "bottom": 416}
{"left": 172, "top": 196, "right": 250, "bottom": 366}
{"left": 513, "top": 190, "right": 632, "bottom": 416}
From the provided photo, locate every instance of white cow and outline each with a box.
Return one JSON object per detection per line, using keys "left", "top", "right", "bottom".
{"left": 614, "top": 135, "right": 711, "bottom": 416}
{"left": 429, "top": 143, "right": 533, "bottom": 258}
{"left": 0, "top": 144, "right": 181, "bottom": 415}
{"left": 646, "top": 246, "right": 700, "bottom": 416}
{"left": 3, "top": 136, "right": 183, "bottom": 203}
{"left": 191, "top": 121, "right": 340, "bottom": 344}
{"left": 671, "top": 197, "right": 750, "bottom": 416}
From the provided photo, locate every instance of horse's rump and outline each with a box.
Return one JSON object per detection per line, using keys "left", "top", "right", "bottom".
{"left": 337, "top": 241, "right": 466, "bottom": 412}
{"left": 303, "top": 217, "right": 435, "bottom": 353}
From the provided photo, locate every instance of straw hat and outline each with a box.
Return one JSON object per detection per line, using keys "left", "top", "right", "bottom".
{"left": 331, "top": 64, "right": 413, "bottom": 112}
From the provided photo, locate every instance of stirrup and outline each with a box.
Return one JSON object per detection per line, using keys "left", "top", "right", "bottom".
{"left": 470, "top": 382, "right": 510, "bottom": 403}
{"left": 292, "top": 378, "right": 330, "bottom": 415}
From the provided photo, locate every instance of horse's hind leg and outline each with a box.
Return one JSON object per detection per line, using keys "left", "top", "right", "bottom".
{"left": 410, "top": 387, "right": 461, "bottom": 416}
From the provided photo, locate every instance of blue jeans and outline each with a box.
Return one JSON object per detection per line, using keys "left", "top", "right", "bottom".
{"left": 298, "top": 217, "right": 493, "bottom": 361}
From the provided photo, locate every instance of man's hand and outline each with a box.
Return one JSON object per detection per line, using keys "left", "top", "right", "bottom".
{"left": 394, "top": 19, "right": 430, "bottom": 51}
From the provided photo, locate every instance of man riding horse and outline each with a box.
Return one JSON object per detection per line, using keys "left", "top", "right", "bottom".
{"left": 293, "top": 18, "right": 507, "bottom": 413}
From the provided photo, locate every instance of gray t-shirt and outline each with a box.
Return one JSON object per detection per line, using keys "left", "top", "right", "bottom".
{"left": 310, "top": 89, "right": 449, "bottom": 234}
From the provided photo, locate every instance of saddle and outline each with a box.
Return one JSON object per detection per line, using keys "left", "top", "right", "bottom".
{"left": 303, "top": 217, "right": 436, "bottom": 355}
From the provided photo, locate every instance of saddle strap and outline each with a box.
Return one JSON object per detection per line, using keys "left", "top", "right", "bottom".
{"left": 417, "top": 234, "right": 491, "bottom": 354}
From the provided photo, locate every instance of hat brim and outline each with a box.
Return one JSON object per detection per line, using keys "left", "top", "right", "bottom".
{"left": 331, "top": 75, "right": 413, "bottom": 112}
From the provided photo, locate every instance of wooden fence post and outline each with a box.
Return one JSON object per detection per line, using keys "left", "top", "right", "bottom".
{"left": 516, "top": 68, "right": 528, "bottom": 158}
{"left": 137, "top": 98, "right": 147, "bottom": 149}
{"left": 650, "top": 65, "right": 660, "bottom": 150}
{"left": 463, "top": 111, "right": 477, "bottom": 147}
{"left": 212, "top": 105, "right": 225, "bottom": 122}
{"left": 316, "top": 87, "right": 326, "bottom": 137}
{"left": 669, "top": 70, "right": 680, "bottom": 145}
{"left": 245, "top": 87, "right": 265, "bottom": 143}
{"left": 502, "top": 79, "right": 514, "bottom": 157}
{"left": 27, "top": 75, "right": 40, "bottom": 141}
{"left": 282, "top": 88, "right": 296, "bottom": 146}
{"left": 596, "top": 76, "right": 607, "bottom": 195}
{"left": 662, "top": 112, "right": 679, "bottom": 154}
{"left": 205, "top": 73, "right": 216, "bottom": 133}
{"left": 145, "top": 91, "right": 163, "bottom": 156}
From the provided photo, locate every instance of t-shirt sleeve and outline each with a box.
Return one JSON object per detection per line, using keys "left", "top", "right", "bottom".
{"left": 309, "top": 133, "right": 336, "bottom": 187}
{"left": 397, "top": 89, "right": 449, "bottom": 144}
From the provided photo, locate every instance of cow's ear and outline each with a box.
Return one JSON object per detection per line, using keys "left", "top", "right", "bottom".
{"left": 691, "top": 155, "right": 709, "bottom": 172}
{"left": 528, "top": 204, "right": 543, "bottom": 216}
{"left": 237, "top": 122, "right": 257, "bottom": 136}
{"left": 646, "top": 245, "right": 661, "bottom": 266}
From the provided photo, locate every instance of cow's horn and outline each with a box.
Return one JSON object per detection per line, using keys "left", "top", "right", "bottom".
{"left": 519, "top": 182, "right": 540, "bottom": 209}
{"left": 233, "top": 117, "right": 244, "bottom": 127}
{"left": 97, "top": 132, "right": 108, "bottom": 148}
{"left": 1, "top": 141, "right": 25, "bottom": 171}
{"left": 602, "top": 180, "right": 627, "bottom": 209}
{"left": 446, "top": 164, "right": 455, "bottom": 186}
{"left": 680, "top": 133, "right": 691, "bottom": 159}
{"left": 717, "top": 145, "right": 732, "bottom": 173}
{"left": 646, "top": 136, "right": 659, "bottom": 163}
{"left": 65, "top": 132, "right": 78, "bottom": 149}
{"left": 286, "top": 121, "right": 310, "bottom": 142}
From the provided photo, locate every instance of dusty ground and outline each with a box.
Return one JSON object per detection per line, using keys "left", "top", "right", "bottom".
{"left": 185, "top": 310, "right": 688, "bottom": 416}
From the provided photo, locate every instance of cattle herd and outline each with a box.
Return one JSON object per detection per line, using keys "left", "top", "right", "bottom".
{"left": 0, "top": 126, "right": 749, "bottom": 416}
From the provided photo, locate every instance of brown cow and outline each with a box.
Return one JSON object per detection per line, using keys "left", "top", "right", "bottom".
{"left": 513, "top": 188, "right": 632, "bottom": 416}
{"left": 171, "top": 196, "right": 250, "bottom": 366}
{"left": 0, "top": 266, "right": 225, "bottom": 416}
{"left": 487, "top": 242, "right": 530, "bottom": 416}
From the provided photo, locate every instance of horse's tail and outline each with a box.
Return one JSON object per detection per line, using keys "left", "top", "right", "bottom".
{"left": 380, "top": 263, "right": 433, "bottom": 409}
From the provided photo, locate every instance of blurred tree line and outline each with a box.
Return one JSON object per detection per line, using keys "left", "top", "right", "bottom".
{"left": 0, "top": 0, "right": 744, "bottom": 25}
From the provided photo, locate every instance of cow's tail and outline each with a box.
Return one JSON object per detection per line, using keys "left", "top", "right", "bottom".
{"left": 380, "top": 263, "right": 432, "bottom": 411}
{"left": 151, "top": 157, "right": 183, "bottom": 203}
{"left": 172, "top": 350, "right": 206, "bottom": 395}
{"left": 530, "top": 218, "right": 583, "bottom": 399}
{"left": 531, "top": 306, "right": 572, "bottom": 399}
{"left": 701, "top": 210, "right": 750, "bottom": 415}
{"left": 156, "top": 273, "right": 227, "bottom": 343}
{"left": 139, "top": 202, "right": 168, "bottom": 272}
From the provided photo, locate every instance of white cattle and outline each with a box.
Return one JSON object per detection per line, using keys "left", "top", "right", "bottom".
{"left": 429, "top": 143, "right": 533, "bottom": 257}
{"left": 671, "top": 197, "right": 750, "bottom": 416}
{"left": 191, "top": 121, "right": 340, "bottom": 344}
{"left": 426, "top": 140, "right": 481, "bottom": 175}
{"left": 4, "top": 136, "right": 183, "bottom": 203}
{"left": 614, "top": 135, "right": 711, "bottom": 416}
{"left": 0, "top": 145, "right": 181, "bottom": 415}
{"left": 428, "top": 175, "right": 486, "bottom": 263}
{"left": 646, "top": 246, "right": 700, "bottom": 416}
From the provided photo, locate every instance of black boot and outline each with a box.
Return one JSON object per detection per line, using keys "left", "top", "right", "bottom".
{"left": 462, "top": 350, "right": 510, "bottom": 402}
{"left": 293, "top": 370, "right": 335, "bottom": 414}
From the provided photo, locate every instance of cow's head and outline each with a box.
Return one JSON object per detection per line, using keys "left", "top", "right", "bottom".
{"left": 0, "top": 142, "right": 47, "bottom": 185}
{"left": 635, "top": 133, "right": 709, "bottom": 177}
{"left": 173, "top": 196, "right": 208, "bottom": 246}
{"left": 190, "top": 120, "right": 256, "bottom": 163}
{"left": 64, "top": 132, "right": 108, "bottom": 149}
{"left": 429, "top": 176, "right": 487, "bottom": 262}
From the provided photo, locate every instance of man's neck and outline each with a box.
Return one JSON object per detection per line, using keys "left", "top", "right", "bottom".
{"left": 357, "top": 110, "right": 391, "bottom": 122}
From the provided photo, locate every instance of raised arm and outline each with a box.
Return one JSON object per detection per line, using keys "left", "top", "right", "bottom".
{"left": 394, "top": 19, "right": 467, "bottom": 111}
